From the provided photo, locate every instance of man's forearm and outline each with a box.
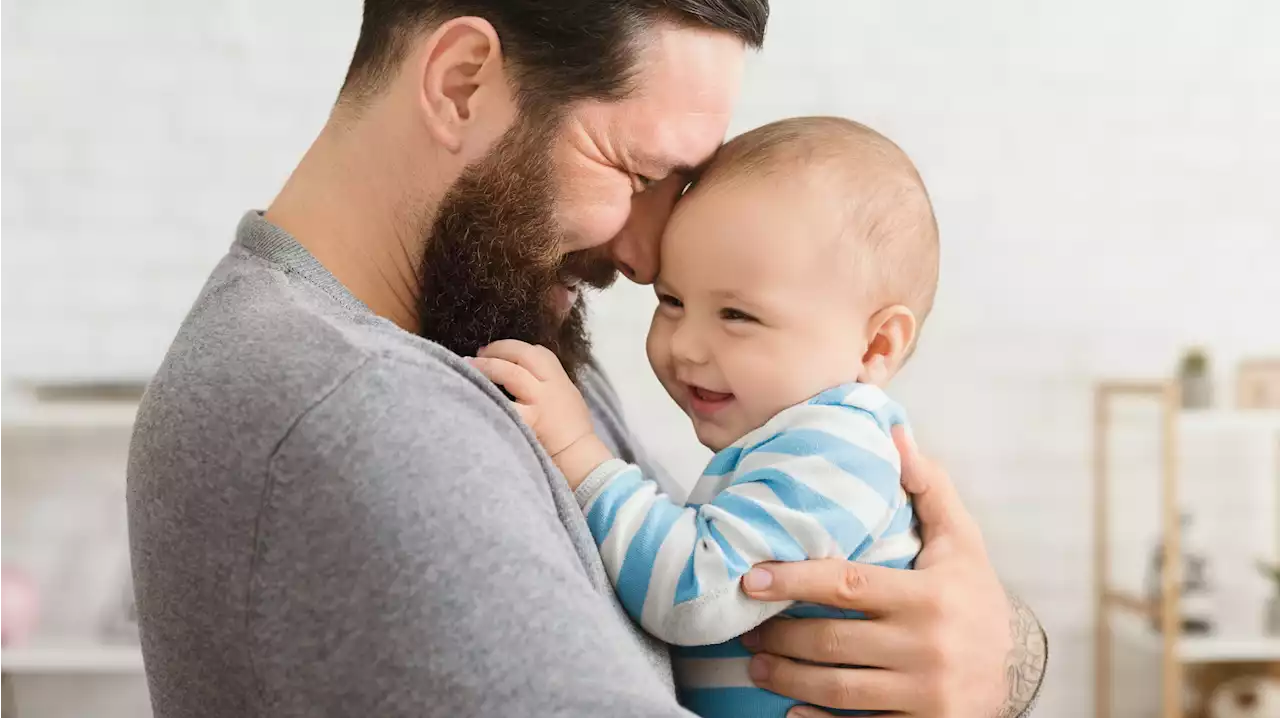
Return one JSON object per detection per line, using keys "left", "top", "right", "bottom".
{"left": 998, "top": 593, "right": 1048, "bottom": 717}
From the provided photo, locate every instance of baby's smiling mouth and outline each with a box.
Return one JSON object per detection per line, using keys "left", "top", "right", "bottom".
{"left": 686, "top": 384, "right": 735, "bottom": 416}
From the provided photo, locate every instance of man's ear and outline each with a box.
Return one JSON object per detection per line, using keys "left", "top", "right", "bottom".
{"left": 860, "top": 305, "right": 917, "bottom": 386}
{"left": 416, "top": 17, "right": 509, "bottom": 154}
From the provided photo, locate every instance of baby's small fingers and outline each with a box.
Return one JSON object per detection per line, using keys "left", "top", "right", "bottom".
{"left": 468, "top": 357, "right": 540, "bottom": 402}
{"left": 479, "top": 340, "right": 566, "bottom": 381}
{"left": 510, "top": 402, "right": 537, "bottom": 427}
{"left": 528, "top": 344, "right": 570, "bottom": 380}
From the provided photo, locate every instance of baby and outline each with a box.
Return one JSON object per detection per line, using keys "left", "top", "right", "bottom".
{"left": 472, "top": 116, "right": 940, "bottom": 717}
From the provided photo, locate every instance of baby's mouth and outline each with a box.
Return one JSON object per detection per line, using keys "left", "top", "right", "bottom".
{"left": 687, "top": 385, "right": 735, "bottom": 416}
{"left": 691, "top": 386, "right": 733, "bottom": 402}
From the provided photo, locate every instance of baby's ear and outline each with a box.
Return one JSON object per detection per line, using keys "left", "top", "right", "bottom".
{"left": 860, "top": 305, "right": 917, "bottom": 386}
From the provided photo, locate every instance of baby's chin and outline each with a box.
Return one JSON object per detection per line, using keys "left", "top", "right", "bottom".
{"left": 690, "top": 418, "right": 742, "bottom": 454}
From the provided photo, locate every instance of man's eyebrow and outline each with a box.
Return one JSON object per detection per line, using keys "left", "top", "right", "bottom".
{"left": 673, "top": 160, "right": 709, "bottom": 178}
{"left": 636, "top": 153, "right": 711, "bottom": 179}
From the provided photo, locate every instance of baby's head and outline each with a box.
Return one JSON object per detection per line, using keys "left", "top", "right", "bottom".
{"left": 646, "top": 117, "right": 939, "bottom": 450}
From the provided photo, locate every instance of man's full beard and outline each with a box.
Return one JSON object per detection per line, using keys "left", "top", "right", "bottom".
{"left": 416, "top": 118, "right": 616, "bottom": 380}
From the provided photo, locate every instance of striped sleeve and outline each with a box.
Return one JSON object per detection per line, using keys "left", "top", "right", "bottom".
{"left": 574, "top": 404, "right": 905, "bottom": 646}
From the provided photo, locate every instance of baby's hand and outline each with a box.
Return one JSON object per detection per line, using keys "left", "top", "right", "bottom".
{"left": 469, "top": 340, "right": 610, "bottom": 486}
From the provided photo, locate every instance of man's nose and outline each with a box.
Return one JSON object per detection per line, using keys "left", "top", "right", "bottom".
{"left": 609, "top": 176, "right": 684, "bottom": 285}
{"left": 609, "top": 225, "right": 660, "bottom": 285}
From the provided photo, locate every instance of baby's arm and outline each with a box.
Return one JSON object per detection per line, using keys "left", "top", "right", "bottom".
{"left": 575, "top": 408, "right": 905, "bottom": 646}
{"left": 471, "top": 341, "right": 906, "bottom": 645}
{"left": 468, "top": 340, "right": 615, "bottom": 488}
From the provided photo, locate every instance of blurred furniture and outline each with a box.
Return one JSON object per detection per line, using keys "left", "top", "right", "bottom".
{"left": 1237, "top": 359, "right": 1280, "bottom": 410}
{"left": 1, "top": 387, "right": 150, "bottom": 717}
{"left": 1093, "top": 380, "right": 1280, "bottom": 718}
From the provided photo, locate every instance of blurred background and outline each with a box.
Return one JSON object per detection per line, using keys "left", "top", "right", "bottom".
{"left": 3, "top": 1, "right": 1278, "bottom": 717}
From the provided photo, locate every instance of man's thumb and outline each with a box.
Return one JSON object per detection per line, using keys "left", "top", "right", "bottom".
{"left": 892, "top": 425, "right": 966, "bottom": 541}
{"left": 892, "top": 425, "right": 925, "bottom": 493}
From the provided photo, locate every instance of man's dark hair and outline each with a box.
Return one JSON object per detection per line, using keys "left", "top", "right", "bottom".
{"left": 339, "top": 0, "right": 767, "bottom": 112}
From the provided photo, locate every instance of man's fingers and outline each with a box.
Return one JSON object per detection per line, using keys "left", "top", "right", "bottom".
{"left": 748, "top": 653, "right": 912, "bottom": 713}
{"left": 741, "top": 559, "right": 927, "bottom": 614}
{"left": 891, "top": 426, "right": 978, "bottom": 548}
{"left": 468, "top": 357, "right": 540, "bottom": 401}
{"left": 478, "top": 340, "right": 558, "bottom": 380}
{"left": 890, "top": 426, "right": 925, "bottom": 493}
{"left": 744, "top": 616, "right": 907, "bottom": 668}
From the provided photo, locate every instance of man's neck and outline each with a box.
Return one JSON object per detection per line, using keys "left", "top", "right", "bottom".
{"left": 266, "top": 109, "right": 442, "bottom": 333}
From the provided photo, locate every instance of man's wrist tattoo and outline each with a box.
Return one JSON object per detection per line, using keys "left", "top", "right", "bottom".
{"left": 997, "top": 593, "right": 1047, "bottom": 717}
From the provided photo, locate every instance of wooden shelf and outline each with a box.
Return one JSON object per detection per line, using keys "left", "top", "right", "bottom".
{"left": 1104, "top": 589, "right": 1158, "bottom": 619}
{"left": 1, "top": 645, "right": 143, "bottom": 674}
{"left": 1, "top": 402, "right": 139, "bottom": 432}
{"left": 1094, "top": 380, "right": 1179, "bottom": 718}
{"left": 1110, "top": 616, "right": 1280, "bottom": 664}
{"left": 1176, "top": 409, "right": 1280, "bottom": 431}
{"left": 1180, "top": 635, "right": 1280, "bottom": 663}
{"left": 1095, "top": 379, "right": 1280, "bottom": 718}
{"left": 1096, "top": 381, "right": 1168, "bottom": 395}
{"left": 1106, "top": 408, "right": 1280, "bottom": 432}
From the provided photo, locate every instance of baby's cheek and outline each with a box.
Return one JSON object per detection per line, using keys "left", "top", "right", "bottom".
{"left": 740, "top": 356, "right": 813, "bottom": 418}
{"left": 644, "top": 319, "right": 662, "bottom": 369}
{"left": 645, "top": 320, "right": 674, "bottom": 386}
{"left": 726, "top": 359, "right": 783, "bottom": 424}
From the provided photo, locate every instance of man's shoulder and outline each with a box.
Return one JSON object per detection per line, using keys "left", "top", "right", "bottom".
{"left": 133, "top": 246, "right": 537, "bottom": 489}
{"left": 161, "top": 246, "right": 419, "bottom": 390}
{"left": 280, "top": 348, "right": 543, "bottom": 473}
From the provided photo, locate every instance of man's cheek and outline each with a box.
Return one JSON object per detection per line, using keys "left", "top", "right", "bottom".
{"left": 555, "top": 182, "right": 631, "bottom": 253}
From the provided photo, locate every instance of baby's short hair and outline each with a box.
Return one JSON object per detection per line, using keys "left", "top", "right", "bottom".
{"left": 695, "top": 117, "right": 940, "bottom": 331}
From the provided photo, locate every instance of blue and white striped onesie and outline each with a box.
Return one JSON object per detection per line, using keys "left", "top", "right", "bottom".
{"left": 574, "top": 382, "right": 921, "bottom": 718}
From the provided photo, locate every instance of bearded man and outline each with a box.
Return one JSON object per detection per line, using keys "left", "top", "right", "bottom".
{"left": 127, "top": 2, "right": 1046, "bottom": 716}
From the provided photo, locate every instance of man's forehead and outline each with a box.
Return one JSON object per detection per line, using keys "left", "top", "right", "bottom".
{"left": 614, "top": 100, "right": 732, "bottom": 179}
{"left": 619, "top": 23, "right": 745, "bottom": 171}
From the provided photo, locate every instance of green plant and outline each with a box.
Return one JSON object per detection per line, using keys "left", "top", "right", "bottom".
{"left": 1180, "top": 348, "right": 1208, "bottom": 375}
{"left": 1258, "top": 560, "right": 1280, "bottom": 592}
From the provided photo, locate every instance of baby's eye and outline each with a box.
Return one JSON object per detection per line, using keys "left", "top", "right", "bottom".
{"left": 658, "top": 293, "right": 684, "bottom": 309}
{"left": 720, "top": 307, "right": 759, "bottom": 323}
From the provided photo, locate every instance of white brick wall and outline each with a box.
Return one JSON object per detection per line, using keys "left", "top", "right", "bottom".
{"left": 3, "top": 2, "right": 1279, "bottom": 716}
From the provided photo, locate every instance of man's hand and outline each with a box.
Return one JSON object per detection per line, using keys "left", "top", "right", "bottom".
{"left": 470, "top": 340, "right": 612, "bottom": 486}
{"left": 738, "top": 427, "right": 1047, "bottom": 717}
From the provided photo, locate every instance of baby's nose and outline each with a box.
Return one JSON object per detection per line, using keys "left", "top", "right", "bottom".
{"left": 670, "top": 323, "right": 710, "bottom": 365}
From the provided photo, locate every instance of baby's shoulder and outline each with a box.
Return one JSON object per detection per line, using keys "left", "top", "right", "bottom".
{"left": 804, "top": 383, "right": 908, "bottom": 431}
{"left": 775, "top": 383, "right": 906, "bottom": 432}
{"left": 739, "top": 383, "right": 908, "bottom": 459}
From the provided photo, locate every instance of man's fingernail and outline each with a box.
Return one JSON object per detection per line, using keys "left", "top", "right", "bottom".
{"left": 748, "top": 654, "right": 771, "bottom": 682}
{"left": 788, "top": 708, "right": 823, "bottom": 718}
{"left": 741, "top": 630, "right": 760, "bottom": 650}
{"left": 743, "top": 567, "right": 773, "bottom": 592}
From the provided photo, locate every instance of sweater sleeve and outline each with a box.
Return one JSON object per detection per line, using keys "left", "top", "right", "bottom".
{"left": 574, "top": 404, "right": 905, "bottom": 646}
